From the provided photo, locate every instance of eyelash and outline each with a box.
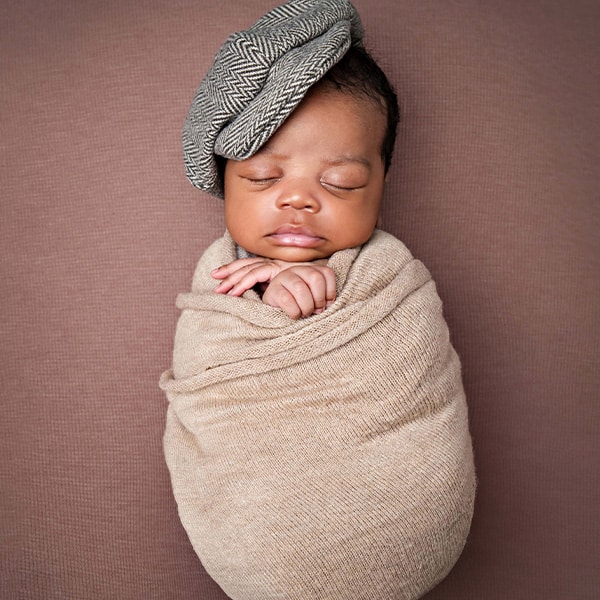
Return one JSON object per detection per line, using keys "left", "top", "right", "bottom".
{"left": 321, "top": 181, "right": 359, "bottom": 192}
{"left": 245, "top": 177, "right": 279, "bottom": 186}
{"left": 243, "top": 177, "right": 361, "bottom": 192}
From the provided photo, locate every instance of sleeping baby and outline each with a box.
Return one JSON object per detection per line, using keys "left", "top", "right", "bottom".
{"left": 160, "top": 1, "right": 476, "bottom": 598}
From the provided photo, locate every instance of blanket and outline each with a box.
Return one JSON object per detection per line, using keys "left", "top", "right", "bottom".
{"left": 160, "top": 229, "right": 476, "bottom": 600}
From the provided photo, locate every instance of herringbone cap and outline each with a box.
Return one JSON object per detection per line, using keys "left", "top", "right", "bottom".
{"left": 183, "top": 0, "right": 364, "bottom": 198}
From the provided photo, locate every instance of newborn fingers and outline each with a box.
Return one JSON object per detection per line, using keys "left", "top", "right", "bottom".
{"left": 212, "top": 258, "right": 281, "bottom": 296}
{"left": 262, "top": 265, "right": 336, "bottom": 319}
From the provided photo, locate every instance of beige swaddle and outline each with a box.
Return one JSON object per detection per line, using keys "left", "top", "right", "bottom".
{"left": 160, "top": 229, "right": 475, "bottom": 600}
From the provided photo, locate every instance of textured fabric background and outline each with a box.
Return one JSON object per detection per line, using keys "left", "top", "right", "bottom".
{"left": 1, "top": 1, "right": 598, "bottom": 599}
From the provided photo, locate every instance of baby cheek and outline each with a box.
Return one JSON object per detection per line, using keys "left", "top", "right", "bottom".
{"left": 332, "top": 209, "right": 378, "bottom": 247}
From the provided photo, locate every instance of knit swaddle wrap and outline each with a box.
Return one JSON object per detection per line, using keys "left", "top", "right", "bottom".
{"left": 160, "top": 229, "right": 476, "bottom": 600}
{"left": 182, "top": 0, "right": 364, "bottom": 198}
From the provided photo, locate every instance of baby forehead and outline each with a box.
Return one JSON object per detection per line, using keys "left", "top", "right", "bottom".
{"left": 273, "top": 84, "right": 385, "bottom": 127}
{"left": 261, "top": 89, "right": 385, "bottom": 141}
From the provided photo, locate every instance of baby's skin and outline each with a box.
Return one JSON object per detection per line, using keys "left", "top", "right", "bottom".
{"left": 212, "top": 258, "right": 336, "bottom": 320}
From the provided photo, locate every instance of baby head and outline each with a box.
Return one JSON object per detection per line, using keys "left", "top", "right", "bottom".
{"left": 183, "top": 0, "right": 398, "bottom": 261}
{"left": 225, "top": 46, "right": 399, "bottom": 262}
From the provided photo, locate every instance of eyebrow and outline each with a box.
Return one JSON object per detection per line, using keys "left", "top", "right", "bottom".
{"left": 257, "top": 146, "right": 372, "bottom": 168}
{"left": 326, "top": 155, "right": 372, "bottom": 168}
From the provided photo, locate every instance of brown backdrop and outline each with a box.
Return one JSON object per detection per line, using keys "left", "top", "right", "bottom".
{"left": 1, "top": 1, "right": 598, "bottom": 598}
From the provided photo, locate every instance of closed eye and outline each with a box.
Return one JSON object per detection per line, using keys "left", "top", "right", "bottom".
{"left": 243, "top": 177, "right": 280, "bottom": 187}
{"left": 321, "top": 180, "right": 365, "bottom": 192}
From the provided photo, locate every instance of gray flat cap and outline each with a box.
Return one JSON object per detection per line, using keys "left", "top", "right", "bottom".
{"left": 182, "top": 0, "right": 364, "bottom": 198}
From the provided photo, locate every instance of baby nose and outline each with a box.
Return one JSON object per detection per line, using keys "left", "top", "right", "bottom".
{"left": 276, "top": 181, "right": 321, "bottom": 212}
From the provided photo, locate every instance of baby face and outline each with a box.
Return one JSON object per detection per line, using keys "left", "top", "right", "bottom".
{"left": 223, "top": 85, "right": 387, "bottom": 262}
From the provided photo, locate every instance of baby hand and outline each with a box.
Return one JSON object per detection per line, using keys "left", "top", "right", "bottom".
{"left": 212, "top": 258, "right": 336, "bottom": 319}
{"left": 262, "top": 265, "right": 336, "bottom": 319}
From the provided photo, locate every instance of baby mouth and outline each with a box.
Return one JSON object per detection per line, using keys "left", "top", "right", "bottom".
{"left": 267, "top": 226, "right": 324, "bottom": 248}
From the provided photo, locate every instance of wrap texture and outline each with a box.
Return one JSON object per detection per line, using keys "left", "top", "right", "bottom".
{"left": 182, "top": 0, "right": 364, "bottom": 198}
{"left": 160, "top": 229, "right": 476, "bottom": 600}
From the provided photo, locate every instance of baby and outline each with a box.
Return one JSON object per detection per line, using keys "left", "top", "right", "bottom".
{"left": 210, "top": 42, "right": 397, "bottom": 320}
{"left": 161, "top": 2, "right": 476, "bottom": 599}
